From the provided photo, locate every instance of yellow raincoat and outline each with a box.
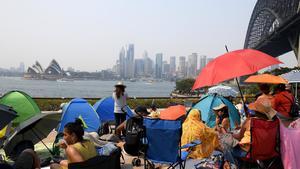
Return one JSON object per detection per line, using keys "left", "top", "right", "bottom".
{"left": 181, "top": 109, "right": 219, "bottom": 159}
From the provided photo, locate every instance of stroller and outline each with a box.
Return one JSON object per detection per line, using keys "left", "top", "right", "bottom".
{"left": 123, "top": 106, "right": 148, "bottom": 166}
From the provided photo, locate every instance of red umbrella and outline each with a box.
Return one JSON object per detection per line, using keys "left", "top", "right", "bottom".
{"left": 192, "top": 49, "right": 282, "bottom": 90}
{"left": 159, "top": 105, "right": 186, "bottom": 120}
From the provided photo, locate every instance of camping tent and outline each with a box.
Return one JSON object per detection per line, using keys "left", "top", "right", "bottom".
{"left": 192, "top": 94, "right": 240, "bottom": 129}
{"left": 57, "top": 98, "right": 100, "bottom": 133}
{"left": 93, "top": 96, "right": 134, "bottom": 122}
{"left": 0, "top": 91, "right": 40, "bottom": 125}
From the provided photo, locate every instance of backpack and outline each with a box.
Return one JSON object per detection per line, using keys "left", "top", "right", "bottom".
{"left": 282, "top": 94, "right": 299, "bottom": 118}
{"left": 124, "top": 116, "right": 143, "bottom": 156}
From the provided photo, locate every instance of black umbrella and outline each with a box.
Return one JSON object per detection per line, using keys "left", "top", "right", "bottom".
{"left": 0, "top": 104, "right": 17, "bottom": 130}
{"left": 3, "top": 111, "right": 61, "bottom": 158}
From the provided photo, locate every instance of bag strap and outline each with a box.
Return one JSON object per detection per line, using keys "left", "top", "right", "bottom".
{"left": 281, "top": 93, "right": 294, "bottom": 104}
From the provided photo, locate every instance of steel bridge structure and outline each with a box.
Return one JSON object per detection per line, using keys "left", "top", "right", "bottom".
{"left": 244, "top": 0, "right": 300, "bottom": 66}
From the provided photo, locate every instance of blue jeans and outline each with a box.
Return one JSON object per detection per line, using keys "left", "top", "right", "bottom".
{"left": 223, "top": 145, "right": 247, "bottom": 167}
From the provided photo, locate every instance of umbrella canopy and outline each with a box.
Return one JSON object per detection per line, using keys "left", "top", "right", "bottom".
{"left": 159, "top": 105, "right": 186, "bottom": 120}
{"left": 244, "top": 74, "right": 288, "bottom": 84}
{"left": 208, "top": 85, "right": 238, "bottom": 97}
{"left": 0, "top": 91, "right": 41, "bottom": 125}
{"left": 192, "top": 49, "right": 282, "bottom": 90}
{"left": 0, "top": 104, "right": 17, "bottom": 130}
{"left": 3, "top": 111, "right": 61, "bottom": 157}
{"left": 192, "top": 94, "right": 240, "bottom": 129}
{"left": 280, "top": 70, "right": 300, "bottom": 83}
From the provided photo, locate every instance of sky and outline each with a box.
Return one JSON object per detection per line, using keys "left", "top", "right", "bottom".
{"left": 0, "top": 0, "right": 298, "bottom": 71}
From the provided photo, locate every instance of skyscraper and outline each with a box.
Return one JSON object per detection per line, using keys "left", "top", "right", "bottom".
{"left": 170, "top": 56, "right": 176, "bottom": 75}
{"left": 155, "top": 53, "right": 163, "bottom": 79}
{"left": 143, "top": 51, "right": 153, "bottom": 77}
{"left": 134, "top": 58, "right": 144, "bottom": 77}
{"left": 178, "top": 56, "right": 186, "bottom": 78}
{"left": 118, "top": 47, "right": 126, "bottom": 79}
{"left": 199, "top": 55, "right": 207, "bottom": 71}
{"left": 125, "top": 44, "right": 134, "bottom": 78}
{"left": 187, "top": 53, "right": 198, "bottom": 78}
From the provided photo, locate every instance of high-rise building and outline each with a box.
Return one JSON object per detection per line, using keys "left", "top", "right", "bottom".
{"left": 199, "top": 55, "right": 207, "bottom": 71}
{"left": 170, "top": 56, "right": 176, "bottom": 75}
{"left": 134, "top": 59, "right": 144, "bottom": 77}
{"left": 187, "top": 53, "right": 198, "bottom": 78}
{"left": 162, "top": 61, "right": 170, "bottom": 78}
{"left": 125, "top": 44, "right": 134, "bottom": 78}
{"left": 143, "top": 51, "right": 153, "bottom": 77}
{"left": 155, "top": 53, "right": 163, "bottom": 79}
{"left": 178, "top": 56, "right": 186, "bottom": 78}
{"left": 118, "top": 47, "right": 126, "bottom": 79}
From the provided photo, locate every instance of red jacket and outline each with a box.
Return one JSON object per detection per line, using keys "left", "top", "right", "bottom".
{"left": 272, "top": 91, "right": 294, "bottom": 118}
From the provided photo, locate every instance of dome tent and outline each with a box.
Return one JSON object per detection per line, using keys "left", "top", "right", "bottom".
{"left": 93, "top": 96, "right": 134, "bottom": 123}
{"left": 0, "top": 90, "right": 40, "bottom": 125}
{"left": 58, "top": 98, "right": 100, "bottom": 133}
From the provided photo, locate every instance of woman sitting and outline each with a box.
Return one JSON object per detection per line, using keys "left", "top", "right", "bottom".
{"left": 50, "top": 119, "right": 97, "bottom": 169}
{"left": 213, "top": 103, "right": 230, "bottom": 133}
{"left": 223, "top": 98, "right": 277, "bottom": 167}
{"left": 181, "top": 109, "right": 219, "bottom": 159}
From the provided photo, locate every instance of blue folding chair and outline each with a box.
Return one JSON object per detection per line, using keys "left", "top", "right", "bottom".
{"left": 143, "top": 118, "right": 201, "bottom": 169}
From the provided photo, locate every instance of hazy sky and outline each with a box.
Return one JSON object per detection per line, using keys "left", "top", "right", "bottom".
{"left": 0, "top": 0, "right": 298, "bottom": 71}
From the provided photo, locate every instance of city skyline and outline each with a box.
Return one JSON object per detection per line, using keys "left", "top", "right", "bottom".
{"left": 0, "top": 0, "right": 298, "bottom": 71}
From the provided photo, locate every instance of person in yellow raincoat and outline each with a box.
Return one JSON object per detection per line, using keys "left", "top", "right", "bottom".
{"left": 181, "top": 109, "right": 219, "bottom": 159}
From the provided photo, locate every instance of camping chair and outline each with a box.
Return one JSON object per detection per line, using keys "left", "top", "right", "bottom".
{"left": 241, "top": 118, "right": 281, "bottom": 169}
{"left": 68, "top": 147, "right": 121, "bottom": 169}
{"left": 143, "top": 118, "right": 201, "bottom": 169}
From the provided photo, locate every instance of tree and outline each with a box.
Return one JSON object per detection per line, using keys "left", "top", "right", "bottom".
{"left": 175, "top": 78, "right": 195, "bottom": 94}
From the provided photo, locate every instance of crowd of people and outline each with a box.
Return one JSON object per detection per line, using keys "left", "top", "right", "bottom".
{"left": 1, "top": 81, "right": 298, "bottom": 169}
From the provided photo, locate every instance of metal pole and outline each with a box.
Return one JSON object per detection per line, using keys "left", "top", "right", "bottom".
{"left": 225, "top": 45, "right": 248, "bottom": 116}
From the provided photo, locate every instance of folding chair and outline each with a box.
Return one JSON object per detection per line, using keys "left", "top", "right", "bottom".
{"left": 242, "top": 118, "right": 282, "bottom": 169}
{"left": 68, "top": 147, "right": 121, "bottom": 169}
{"left": 143, "top": 118, "right": 200, "bottom": 169}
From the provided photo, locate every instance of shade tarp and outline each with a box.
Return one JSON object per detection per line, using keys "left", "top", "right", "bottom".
{"left": 192, "top": 94, "right": 240, "bottom": 129}
{"left": 93, "top": 97, "right": 134, "bottom": 122}
{"left": 58, "top": 98, "right": 100, "bottom": 133}
{"left": 280, "top": 70, "right": 300, "bottom": 83}
{"left": 0, "top": 91, "right": 40, "bottom": 125}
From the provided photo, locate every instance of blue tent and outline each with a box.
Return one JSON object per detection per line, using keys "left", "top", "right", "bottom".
{"left": 58, "top": 98, "right": 100, "bottom": 133}
{"left": 93, "top": 96, "right": 134, "bottom": 122}
{"left": 192, "top": 94, "right": 240, "bottom": 129}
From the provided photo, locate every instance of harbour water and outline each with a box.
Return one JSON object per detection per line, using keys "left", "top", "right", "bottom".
{"left": 0, "top": 77, "right": 175, "bottom": 98}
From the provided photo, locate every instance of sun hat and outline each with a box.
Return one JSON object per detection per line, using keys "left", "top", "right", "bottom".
{"left": 248, "top": 98, "right": 277, "bottom": 120}
{"left": 115, "top": 81, "right": 126, "bottom": 87}
{"left": 213, "top": 103, "right": 227, "bottom": 111}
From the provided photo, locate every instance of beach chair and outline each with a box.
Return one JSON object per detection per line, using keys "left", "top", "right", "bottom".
{"left": 68, "top": 147, "right": 121, "bottom": 169}
{"left": 143, "top": 118, "right": 200, "bottom": 169}
{"left": 242, "top": 118, "right": 281, "bottom": 169}
{"left": 280, "top": 120, "right": 300, "bottom": 169}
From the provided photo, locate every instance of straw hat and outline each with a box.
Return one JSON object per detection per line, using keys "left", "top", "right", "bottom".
{"left": 248, "top": 98, "right": 276, "bottom": 120}
{"left": 213, "top": 103, "right": 227, "bottom": 111}
{"left": 115, "top": 81, "right": 126, "bottom": 88}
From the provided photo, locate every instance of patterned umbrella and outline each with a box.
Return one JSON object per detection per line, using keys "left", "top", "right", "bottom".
{"left": 208, "top": 85, "right": 238, "bottom": 97}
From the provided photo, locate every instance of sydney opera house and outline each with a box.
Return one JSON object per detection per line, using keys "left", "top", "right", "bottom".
{"left": 24, "top": 59, "right": 65, "bottom": 80}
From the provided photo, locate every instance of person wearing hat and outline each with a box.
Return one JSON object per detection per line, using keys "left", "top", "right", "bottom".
{"left": 112, "top": 81, "right": 128, "bottom": 132}
{"left": 213, "top": 103, "right": 230, "bottom": 133}
{"left": 222, "top": 98, "right": 277, "bottom": 167}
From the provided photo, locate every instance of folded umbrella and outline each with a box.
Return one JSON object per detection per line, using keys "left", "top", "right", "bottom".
{"left": 244, "top": 74, "right": 288, "bottom": 84}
